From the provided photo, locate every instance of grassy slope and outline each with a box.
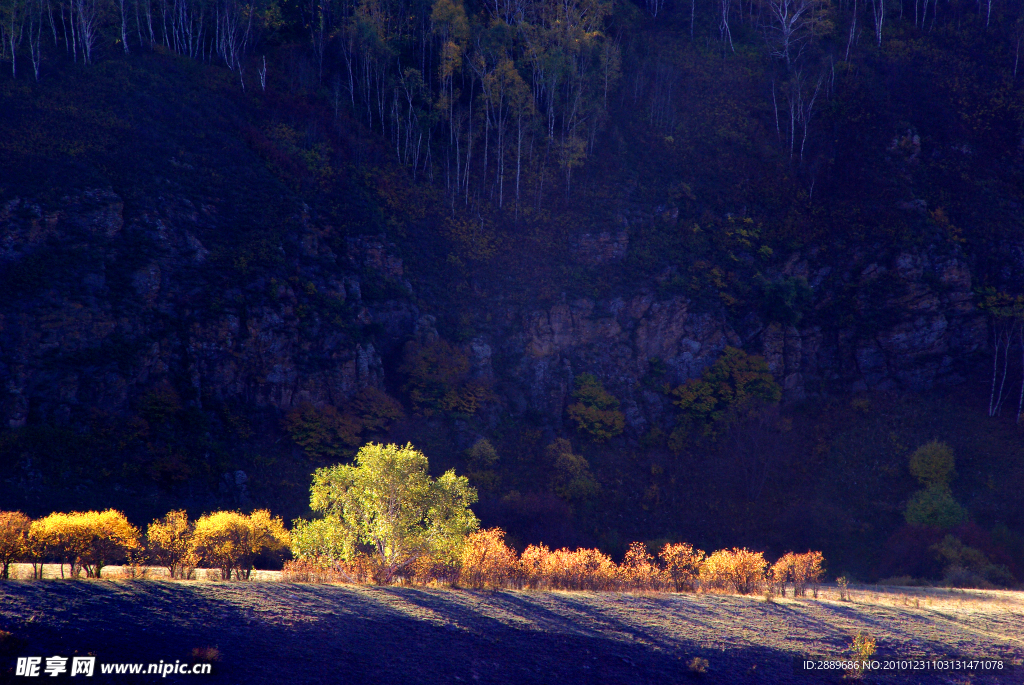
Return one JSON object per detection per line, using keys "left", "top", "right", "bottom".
{"left": 0, "top": 576, "right": 1022, "bottom": 684}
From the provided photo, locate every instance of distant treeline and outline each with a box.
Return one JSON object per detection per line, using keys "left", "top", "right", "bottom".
{"left": 3, "top": 0, "right": 1023, "bottom": 207}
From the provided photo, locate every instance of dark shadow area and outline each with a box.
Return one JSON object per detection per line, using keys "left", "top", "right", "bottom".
{"left": 0, "top": 583, "right": 1020, "bottom": 684}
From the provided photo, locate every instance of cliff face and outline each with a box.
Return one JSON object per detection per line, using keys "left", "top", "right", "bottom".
{"left": 493, "top": 244, "right": 987, "bottom": 433}
{"left": 0, "top": 188, "right": 417, "bottom": 429}
{"left": 0, "top": 185, "right": 990, "bottom": 436}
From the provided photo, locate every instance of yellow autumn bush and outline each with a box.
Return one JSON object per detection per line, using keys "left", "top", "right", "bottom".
{"left": 28, "top": 511, "right": 139, "bottom": 579}
{"left": 619, "top": 542, "right": 664, "bottom": 591}
{"left": 459, "top": 528, "right": 520, "bottom": 589}
{"left": 699, "top": 548, "right": 767, "bottom": 595}
{"left": 190, "top": 510, "right": 290, "bottom": 580}
{"left": 147, "top": 510, "right": 199, "bottom": 579}
{"left": 660, "top": 542, "right": 706, "bottom": 592}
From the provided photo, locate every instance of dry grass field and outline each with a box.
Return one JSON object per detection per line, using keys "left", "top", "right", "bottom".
{"left": 0, "top": 567, "right": 1021, "bottom": 684}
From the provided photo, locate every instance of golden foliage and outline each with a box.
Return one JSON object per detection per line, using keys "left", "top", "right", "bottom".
{"left": 618, "top": 542, "right": 664, "bottom": 591}
{"left": 78, "top": 510, "right": 141, "bottom": 578}
{"left": 459, "top": 528, "right": 519, "bottom": 589}
{"left": 0, "top": 512, "right": 31, "bottom": 580}
{"left": 521, "top": 544, "right": 618, "bottom": 591}
{"left": 147, "top": 510, "right": 198, "bottom": 579}
{"left": 699, "top": 548, "right": 768, "bottom": 595}
{"left": 28, "top": 511, "right": 139, "bottom": 579}
{"left": 190, "top": 510, "right": 290, "bottom": 580}
{"left": 660, "top": 542, "right": 706, "bottom": 592}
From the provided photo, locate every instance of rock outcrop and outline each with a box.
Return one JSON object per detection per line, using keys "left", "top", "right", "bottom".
{"left": 495, "top": 245, "right": 987, "bottom": 432}
{"left": 0, "top": 189, "right": 416, "bottom": 428}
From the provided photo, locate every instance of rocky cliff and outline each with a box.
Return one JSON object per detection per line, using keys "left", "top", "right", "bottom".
{"left": 0, "top": 184, "right": 992, "bottom": 441}
{"left": 0, "top": 188, "right": 418, "bottom": 429}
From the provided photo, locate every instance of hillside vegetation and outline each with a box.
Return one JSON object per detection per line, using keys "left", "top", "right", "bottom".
{"left": 2, "top": 0, "right": 1024, "bottom": 586}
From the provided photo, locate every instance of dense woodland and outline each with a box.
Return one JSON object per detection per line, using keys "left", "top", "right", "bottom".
{"left": 2, "top": 0, "right": 1024, "bottom": 589}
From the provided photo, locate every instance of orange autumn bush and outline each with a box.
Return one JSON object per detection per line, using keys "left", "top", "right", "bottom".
{"left": 699, "top": 548, "right": 768, "bottom": 595}
{"left": 459, "top": 528, "right": 520, "bottom": 589}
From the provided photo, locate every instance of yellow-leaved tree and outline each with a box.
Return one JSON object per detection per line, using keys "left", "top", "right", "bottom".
{"left": 147, "top": 510, "right": 198, "bottom": 579}
{"left": 0, "top": 512, "right": 31, "bottom": 579}
{"left": 660, "top": 542, "right": 706, "bottom": 592}
{"left": 78, "top": 510, "right": 141, "bottom": 578}
{"left": 190, "top": 510, "right": 290, "bottom": 580}
{"left": 28, "top": 511, "right": 139, "bottom": 578}
{"left": 566, "top": 374, "right": 625, "bottom": 441}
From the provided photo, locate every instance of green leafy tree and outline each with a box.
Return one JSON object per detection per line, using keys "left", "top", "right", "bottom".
{"left": 546, "top": 438, "right": 600, "bottom": 502}
{"left": 566, "top": 373, "right": 625, "bottom": 441}
{"left": 905, "top": 485, "right": 967, "bottom": 528}
{"left": 668, "top": 347, "right": 781, "bottom": 444}
{"left": 293, "top": 442, "right": 479, "bottom": 584}
{"left": 905, "top": 441, "right": 966, "bottom": 528}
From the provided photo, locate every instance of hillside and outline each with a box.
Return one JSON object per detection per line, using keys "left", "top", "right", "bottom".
{"left": 0, "top": 576, "right": 1022, "bottom": 683}
{"left": 2, "top": 0, "right": 1024, "bottom": 583}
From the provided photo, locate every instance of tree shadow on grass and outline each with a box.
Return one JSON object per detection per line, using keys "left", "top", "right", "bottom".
{"left": 0, "top": 582, "right": 1020, "bottom": 685}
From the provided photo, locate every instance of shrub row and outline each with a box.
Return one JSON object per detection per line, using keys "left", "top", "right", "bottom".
{"left": 0, "top": 510, "right": 289, "bottom": 581}
{"left": 286, "top": 527, "right": 826, "bottom": 595}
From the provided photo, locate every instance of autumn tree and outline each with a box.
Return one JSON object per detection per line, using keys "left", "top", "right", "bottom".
{"left": 147, "top": 510, "right": 198, "bottom": 579}
{"left": 668, "top": 347, "right": 781, "bottom": 446}
{"left": 78, "top": 510, "right": 141, "bottom": 578}
{"left": 0, "top": 511, "right": 31, "bottom": 579}
{"left": 699, "top": 548, "right": 767, "bottom": 594}
{"left": 284, "top": 402, "right": 362, "bottom": 461}
{"left": 459, "top": 527, "right": 519, "bottom": 588}
{"left": 191, "top": 510, "right": 290, "bottom": 580}
{"left": 660, "top": 542, "right": 705, "bottom": 592}
{"left": 566, "top": 373, "right": 625, "bottom": 441}
{"left": 292, "top": 442, "right": 479, "bottom": 584}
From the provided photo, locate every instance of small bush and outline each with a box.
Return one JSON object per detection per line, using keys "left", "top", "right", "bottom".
{"left": 619, "top": 542, "right": 663, "bottom": 591}
{"left": 837, "top": 575, "right": 851, "bottom": 601}
{"left": 660, "top": 542, "right": 705, "bottom": 592}
{"left": 459, "top": 528, "right": 519, "bottom": 589}
{"left": 791, "top": 551, "right": 825, "bottom": 597}
{"left": 191, "top": 647, "right": 221, "bottom": 663}
{"left": 687, "top": 656, "right": 709, "bottom": 674}
{"left": 566, "top": 374, "right": 625, "bottom": 441}
{"left": 699, "top": 548, "right": 767, "bottom": 595}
